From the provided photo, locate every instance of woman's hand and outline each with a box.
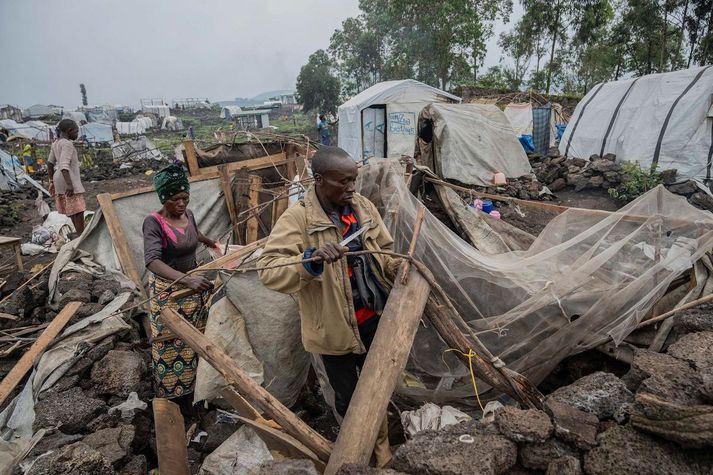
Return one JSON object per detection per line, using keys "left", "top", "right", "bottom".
{"left": 184, "top": 275, "right": 214, "bottom": 292}
{"left": 64, "top": 183, "right": 74, "bottom": 197}
{"left": 48, "top": 180, "right": 55, "bottom": 196}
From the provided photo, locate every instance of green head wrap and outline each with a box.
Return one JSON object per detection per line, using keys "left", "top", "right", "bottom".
{"left": 154, "top": 163, "right": 190, "bottom": 204}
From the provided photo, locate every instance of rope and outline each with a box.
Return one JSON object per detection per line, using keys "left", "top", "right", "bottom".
{"left": 444, "top": 348, "right": 485, "bottom": 411}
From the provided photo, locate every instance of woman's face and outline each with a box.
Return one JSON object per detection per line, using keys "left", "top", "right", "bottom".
{"left": 164, "top": 191, "right": 189, "bottom": 217}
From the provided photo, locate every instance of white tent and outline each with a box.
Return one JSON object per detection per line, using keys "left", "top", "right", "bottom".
{"left": 63, "top": 111, "right": 87, "bottom": 123}
{"left": 79, "top": 123, "right": 114, "bottom": 144}
{"left": 415, "top": 103, "right": 532, "bottom": 186}
{"left": 338, "top": 79, "right": 460, "bottom": 161}
{"left": 116, "top": 121, "right": 146, "bottom": 135}
{"left": 221, "top": 106, "right": 242, "bottom": 119}
{"left": 504, "top": 102, "right": 563, "bottom": 148}
{"left": 560, "top": 66, "right": 713, "bottom": 180}
{"left": 141, "top": 104, "right": 170, "bottom": 118}
{"left": 0, "top": 120, "right": 52, "bottom": 141}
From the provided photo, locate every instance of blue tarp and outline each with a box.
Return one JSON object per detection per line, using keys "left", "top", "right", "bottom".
{"left": 518, "top": 134, "right": 535, "bottom": 153}
{"left": 556, "top": 124, "right": 567, "bottom": 144}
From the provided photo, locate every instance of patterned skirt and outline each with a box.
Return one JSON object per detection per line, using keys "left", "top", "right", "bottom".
{"left": 149, "top": 273, "right": 208, "bottom": 399}
{"left": 55, "top": 193, "right": 86, "bottom": 217}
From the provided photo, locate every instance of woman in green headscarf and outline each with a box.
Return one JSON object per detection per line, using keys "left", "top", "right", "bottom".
{"left": 142, "top": 163, "right": 219, "bottom": 401}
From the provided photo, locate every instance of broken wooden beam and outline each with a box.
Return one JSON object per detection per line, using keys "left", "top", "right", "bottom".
{"left": 153, "top": 398, "right": 190, "bottom": 475}
{"left": 183, "top": 139, "right": 200, "bottom": 177}
{"left": 218, "top": 164, "right": 239, "bottom": 243}
{"left": 247, "top": 175, "right": 262, "bottom": 243}
{"left": 159, "top": 307, "right": 333, "bottom": 462}
{"left": 0, "top": 301, "right": 81, "bottom": 407}
{"left": 325, "top": 263, "right": 431, "bottom": 474}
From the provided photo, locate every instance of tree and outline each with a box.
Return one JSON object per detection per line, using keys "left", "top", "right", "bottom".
{"left": 685, "top": 0, "right": 713, "bottom": 66}
{"left": 498, "top": 21, "right": 534, "bottom": 89}
{"left": 79, "top": 83, "right": 88, "bottom": 106}
{"left": 295, "top": 50, "right": 341, "bottom": 115}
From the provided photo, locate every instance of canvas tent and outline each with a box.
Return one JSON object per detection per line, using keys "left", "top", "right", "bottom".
{"left": 559, "top": 65, "right": 713, "bottom": 181}
{"left": 338, "top": 79, "right": 460, "bottom": 161}
{"left": 415, "top": 103, "right": 532, "bottom": 186}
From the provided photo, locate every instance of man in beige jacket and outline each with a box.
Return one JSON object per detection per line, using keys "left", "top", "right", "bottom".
{"left": 258, "top": 146, "right": 400, "bottom": 466}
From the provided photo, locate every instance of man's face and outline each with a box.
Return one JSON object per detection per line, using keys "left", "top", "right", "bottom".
{"left": 315, "top": 158, "right": 358, "bottom": 207}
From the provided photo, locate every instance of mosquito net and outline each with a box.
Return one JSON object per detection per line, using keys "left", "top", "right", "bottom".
{"left": 356, "top": 159, "right": 713, "bottom": 402}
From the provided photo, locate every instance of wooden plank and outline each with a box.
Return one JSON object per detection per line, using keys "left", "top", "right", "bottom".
{"left": 234, "top": 168, "right": 250, "bottom": 245}
{"left": 109, "top": 173, "right": 217, "bottom": 201}
{"left": 237, "top": 416, "right": 327, "bottom": 472}
{"left": 153, "top": 398, "right": 190, "bottom": 475}
{"left": 159, "top": 307, "right": 333, "bottom": 462}
{"left": 97, "top": 194, "right": 147, "bottom": 298}
{"left": 325, "top": 265, "right": 431, "bottom": 474}
{"left": 0, "top": 237, "right": 21, "bottom": 245}
{"left": 218, "top": 164, "right": 239, "bottom": 242}
{"left": 271, "top": 193, "right": 289, "bottom": 228}
{"left": 0, "top": 301, "right": 81, "bottom": 407}
{"left": 220, "top": 387, "right": 263, "bottom": 421}
{"left": 13, "top": 243, "right": 23, "bottom": 271}
{"left": 183, "top": 139, "right": 200, "bottom": 177}
{"left": 246, "top": 175, "right": 262, "bottom": 244}
{"left": 194, "top": 152, "right": 287, "bottom": 177}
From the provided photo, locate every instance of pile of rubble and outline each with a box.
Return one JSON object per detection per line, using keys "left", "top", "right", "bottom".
{"left": 530, "top": 148, "right": 713, "bottom": 212}
{"left": 362, "top": 304, "right": 713, "bottom": 475}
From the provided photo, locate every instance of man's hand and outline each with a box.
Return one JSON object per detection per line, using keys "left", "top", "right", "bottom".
{"left": 312, "top": 243, "right": 348, "bottom": 264}
{"left": 184, "top": 275, "right": 214, "bottom": 292}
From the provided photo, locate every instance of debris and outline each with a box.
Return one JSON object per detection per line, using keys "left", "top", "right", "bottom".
{"left": 90, "top": 349, "right": 147, "bottom": 398}
{"left": 631, "top": 393, "right": 713, "bottom": 448}
{"left": 153, "top": 398, "right": 190, "bottom": 475}
{"left": 546, "top": 399, "right": 598, "bottom": 449}
{"left": 548, "top": 371, "right": 634, "bottom": 420}
{"left": 546, "top": 455, "right": 583, "bottom": 475}
{"left": 391, "top": 421, "right": 517, "bottom": 475}
{"left": 400, "top": 403, "right": 471, "bottom": 438}
{"left": 108, "top": 392, "right": 148, "bottom": 420}
{"left": 198, "top": 425, "right": 272, "bottom": 475}
{"left": 33, "top": 387, "right": 107, "bottom": 434}
{"left": 519, "top": 439, "right": 579, "bottom": 471}
{"left": 623, "top": 348, "right": 705, "bottom": 405}
{"left": 25, "top": 441, "right": 114, "bottom": 475}
{"left": 493, "top": 405, "right": 553, "bottom": 443}
{"left": 82, "top": 424, "right": 136, "bottom": 467}
{"left": 258, "top": 459, "right": 320, "bottom": 475}
{"left": 583, "top": 424, "right": 713, "bottom": 474}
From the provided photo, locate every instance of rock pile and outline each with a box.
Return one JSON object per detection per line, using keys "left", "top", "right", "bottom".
{"left": 371, "top": 307, "right": 713, "bottom": 475}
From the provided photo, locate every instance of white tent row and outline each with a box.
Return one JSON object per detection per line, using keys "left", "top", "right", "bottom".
{"left": 116, "top": 117, "right": 153, "bottom": 136}
{"left": 338, "top": 79, "right": 461, "bottom": 161}
{"left": 560, "top": 65, "right": 713, "bottom": 181}
{"left": 142, "top": 104, "right": 170, "bottom": 118}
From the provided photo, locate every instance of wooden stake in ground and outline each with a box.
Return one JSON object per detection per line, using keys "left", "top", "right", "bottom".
{"left": 325, "top": 264, "right": 431, "bottom": 474}
{"left": 0, "top": 301, "right": 81, "bottom": 407}
{"left": 159, "top": 307, "right": 333, "bottom": 462}
{"left": 153, "top": 398, "right": 190, "bottom": 475}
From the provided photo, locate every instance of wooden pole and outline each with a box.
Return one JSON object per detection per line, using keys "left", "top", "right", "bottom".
{"left": 183, "top": 139, "right": 200, "bottom": 177}
{"left": 159, "top": 307, "right": 333, "bottom": 462}
{"left": 0, "top": 302, "right": 81, "bottom": 407}
{"left": 325, "top": 264, "right": 431, "bottom": 474}
{"left": 234, "top": 168, "right": 250, "bottom": 245}
{"left": 153, "top": 398, "right": 190, "bottom": 475}
{"left": 218, "top": 164, "right": 239, "bottom": 243}
{"left": 247, "top": 175, "right": 262, "bottom": 243}
{"left": 401, "top": 206, "right": 426, "bottom": 285}
{"left": 97, "top": 193, "right": 147, "bottom": 298}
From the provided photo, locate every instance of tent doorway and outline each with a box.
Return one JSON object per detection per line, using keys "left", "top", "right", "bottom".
{"left": 361, "top": 105, "right": 386, "bottom": 160}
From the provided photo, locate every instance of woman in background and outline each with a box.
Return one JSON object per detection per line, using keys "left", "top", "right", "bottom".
{"left": 48, "top": 119, "right": 86, "bottom": 235}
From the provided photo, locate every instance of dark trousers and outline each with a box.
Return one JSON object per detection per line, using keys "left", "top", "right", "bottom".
{"left": 321, "top": 317, "right": 379, "bottom": 417}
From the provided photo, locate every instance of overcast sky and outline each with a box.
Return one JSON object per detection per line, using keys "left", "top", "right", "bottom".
{"left": 0, "top": 0, "right": 521, "bottom": 109}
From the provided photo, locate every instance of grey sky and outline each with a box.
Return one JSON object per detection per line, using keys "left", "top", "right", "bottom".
{"left": 0, "top": 0, "right": 521, "bottom": 109}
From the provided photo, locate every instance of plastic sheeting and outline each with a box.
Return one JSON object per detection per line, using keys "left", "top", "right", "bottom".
{"left": 415, "top": 103, "right": 532, "bottom": 186}
{"left": 338, "top": 79, "right": 460, "bottom": 161}
{"left": 116, "top": 121, "right": 146, "bottom": 135}
{"left": 0, "top": 120, "right": 51, "bottom": 141}
{"left": 356, "top": 160, "right": 713, "bottom": 400}
{"left": 79, "top": 123, "right": 114, "bottom": 144}
{"left": 503, "top": 103, "right": 533, "bottom": 136}
{"left": 0, "top": 149, "right": 49, "bottom": 195}
{"left": 559, "top": 66, "right": 713, "bottom": 180}
{"left": 111, "top": 137, "right": 163, "bottom": 162}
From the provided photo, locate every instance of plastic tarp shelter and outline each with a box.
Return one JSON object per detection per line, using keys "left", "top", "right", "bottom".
{"left": 0, "top": 120, "right": 51, "bottom": 141}
{"left": 79, "top": 123, "right": 114, "bottom": 144}
{"left": 62, "top": 111, "right": 87, "bottom": 123}
{"left": 415, "top": 103, "right": 532, "bottom": 186}
{"left": 505, "top": 102, "right": 563, "bottom": 150}
{"left": 559, "top": 65, "right": 713, "bottom": 180}
{"left": 338, "top": 79, "right": 460, "bottom": 161}
{"left": 142, "top": 104, "right": 170, "bottom": 118}
{"left": 0, "top": 149, "right": 50, "bottom": 195}
{"left": 116, "top": 121, "right": 146, "bottom": 135}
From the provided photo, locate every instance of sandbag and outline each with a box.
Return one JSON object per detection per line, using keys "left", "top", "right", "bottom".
{"left": 223, "top": 272, "right": 310, "bottom": 408}
{"left": 194, "top": 296, "right": 264, "bottom": 404}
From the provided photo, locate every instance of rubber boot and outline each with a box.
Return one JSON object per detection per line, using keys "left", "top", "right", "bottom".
{"left": 373, "top": 416, "right": 392, "bottom": 467}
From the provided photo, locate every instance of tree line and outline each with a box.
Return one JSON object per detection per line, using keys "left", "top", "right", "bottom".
{"left": 296, "top": 0, "right": 713, "bottom": 113}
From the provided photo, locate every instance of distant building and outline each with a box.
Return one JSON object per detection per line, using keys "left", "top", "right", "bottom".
{"left": 227, "top": 109, "right": 271, "bottom": 129}
{"left": 173, "top": 98, "right": 211, "bottom": 109}
{"left": 0, "top": 105, "right": 22, "bottom": 121}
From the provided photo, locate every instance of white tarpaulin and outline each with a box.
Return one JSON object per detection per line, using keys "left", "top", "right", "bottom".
{"left": 79, "top": 123, "right": 114, "bottom": 144}
{"left": 116, "top": 121, "right": 146, "bottom": 135}
{"left": 560, "top": 65, "right": 713, "bottom": 180}
{"left": 504, "top": 103, "right": 533, "bottom": 136}
{"left": 416, "top": 103, "right": 532, "bottom": 186}
{"left": 338, "top": 79, "right": 460, "bottom": 161}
